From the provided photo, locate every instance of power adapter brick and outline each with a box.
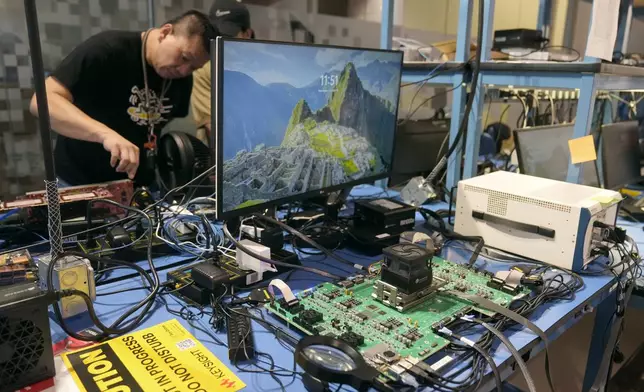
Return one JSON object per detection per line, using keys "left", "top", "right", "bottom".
{"left": 190, "top": 262, "right": 230, "bottom": 291}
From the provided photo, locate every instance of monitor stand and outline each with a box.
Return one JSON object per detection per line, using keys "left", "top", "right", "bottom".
{"left": 287, "top": 187, "right": 352, "bottom": 251}
{"left": 324, "top": 187, "right": 352, "bottom": 221}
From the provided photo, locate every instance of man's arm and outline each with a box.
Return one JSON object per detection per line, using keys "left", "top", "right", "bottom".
{"left": 30, "top": 32, "right": 140, "bottom": 179}
{"left": 29, "top": 78, "right": 139, "bottom": 179}
{"left": 30, "top": 78, "right": 111, "bottom": 144}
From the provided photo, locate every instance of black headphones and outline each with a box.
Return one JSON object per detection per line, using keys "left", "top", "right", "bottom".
{"left": 157, "top": 131, "right": 211, "bottom": 190}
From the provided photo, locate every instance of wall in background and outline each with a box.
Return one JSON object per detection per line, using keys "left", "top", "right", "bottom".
{"left": 549, "top": 0, "right": 569, "bottom": 46}
{"left": 0, "top": 0, "right": 150, "bottom": 199}
{"left": 402, "top": 0, "right": 540, "bottom": 37}
{"left": 347, "top": 0, "right": 404, "bottom": 25}
{"left": 165, "top": 0, "right": 454, "bottom": 134}
{"left": 0, "top": 0, "right": 453, "bottom": 200}
{"left": 557, "top": 0, "right": 644, "bottom": 56}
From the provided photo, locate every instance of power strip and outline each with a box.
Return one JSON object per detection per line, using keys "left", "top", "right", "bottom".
{"left": 227, "top": 307, "right": 255, "bottom": 362}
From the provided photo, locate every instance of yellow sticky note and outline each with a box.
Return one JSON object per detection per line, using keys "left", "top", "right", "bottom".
{"left": 591, "top": 194, "right": 623, "bottom": 208}
{"left": 592, "top": 195, "right": 618, "bottom": 206}
{"left": 568, "top": 135, "right": 597, "bottom": 164}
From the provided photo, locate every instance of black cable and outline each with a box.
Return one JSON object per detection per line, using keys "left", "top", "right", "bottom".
{"left": 49, "top": 200, "right": 159, "bottom": 341}
{"left": 446, "top": 332, "right": 502, "bottom": 392}
{"left": 398, "top": 85, "right": 461, "bottom": 126}
{"left": 504, "top": 43, "right": 581, "bottom": 62}
{"left": 592, "top": 98, "right": 609, "bottom": 188}
{"left": 526, "top": 92, "right": 539, "bottom": 127}
{"left": 441, "top": 0, "right": 485, "bottom": 162}
{"left": 156, "top": 165, "right": 216, "bottom": 206}
{"left": 420, "top": 207, "right": 483, "bottom": 268}
{"left": 441, "top": 241, "right": 586, "bottom": 392}
{"left": 463, "top": 317, "right": 537, "bottom": 392}
{"left": 251, "top": 214, "right": 363, "bottom": 271}
{"left": 467, "top": 237, "right": 485, "bottom": 268}
{"left": 400, "top": 62, "right": 468, "bottom": 87}
{"left": 542, "top": 45, "right": 581, "bottom": 62}
{"left": 52, "top": 252, "right": 155, "bottom": 339}
{"left": 222, "top": 222, "right": 345, "bottom": 280}
{"left": 160, "top": 281, "right": 194, "bottom": 295}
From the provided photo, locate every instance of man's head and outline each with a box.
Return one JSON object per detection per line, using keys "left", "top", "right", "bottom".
{"left": 209, "top": 0, "right": 254, "bottom": 39}
{"left": 151, "top": 10, "right": 219, "bottom": 79}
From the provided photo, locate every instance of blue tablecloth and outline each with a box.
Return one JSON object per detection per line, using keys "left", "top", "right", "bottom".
{"left": 48, "top": 185, "right": 622, "bottom": 391}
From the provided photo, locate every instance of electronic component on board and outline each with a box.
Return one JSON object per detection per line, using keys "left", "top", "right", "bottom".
{"left": 265, "top": 255, "right": 531, "bottom": 380}
{"left": 380, "top": 243, "right": 433, "bottom": 294}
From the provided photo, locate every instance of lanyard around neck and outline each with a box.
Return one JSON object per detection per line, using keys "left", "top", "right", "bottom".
{"left": 141, "top": 29, "right": 172, "bottom": 151}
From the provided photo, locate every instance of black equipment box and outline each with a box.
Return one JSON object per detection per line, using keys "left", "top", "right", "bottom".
{"left": 0, "top": 282, "right": 55, "bottom": 391}
{"left": 354, "top": 198, "right": 416, "bottom": 233}
{"left": 381, "top": 243, "right": 433, "bottom": 294}
{"left": 191, "top": 262, "right": 231, "bottom": 291}
{"left": 240, "top": 223, "right": 285, "bottom": 253}
{"left": 166, "top": 259, "right": 252, "bottom": 305}
{"left": 493, "top": 29, "right": 543, "bottom": 50}
{"left": 346, "top": 224, "right": 401, "bottom": 256}
{"left": 167, "top": 265, "right": 214, "bottom": 305}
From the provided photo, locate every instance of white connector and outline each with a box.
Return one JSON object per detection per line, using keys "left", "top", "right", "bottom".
{"left": 235, "top": 239, "right": 277, "bottom": 285}
{"left": 163, "top": 205, "right": 194, "bottom": 235}
{"left": 240, "top": 224, "right": 264, "bottom": 240}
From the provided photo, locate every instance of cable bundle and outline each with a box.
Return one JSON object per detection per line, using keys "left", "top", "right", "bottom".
{"left": 157, "top": 212, "right": 223, "bottom": 256}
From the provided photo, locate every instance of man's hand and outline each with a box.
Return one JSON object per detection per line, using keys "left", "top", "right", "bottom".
{"left": 101, "top": 133, "right": 140, "bottom": 179}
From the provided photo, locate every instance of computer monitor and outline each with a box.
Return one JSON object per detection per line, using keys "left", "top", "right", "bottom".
{"left": 212, "top": 38, "right": 403, "bottom": 219}
{"left": 514, "top": 124, "right": 600, "bottom": 187}
{"left": 388, "top": 119, "right": 449, "bottom": 188}
{"left": 600, "top": 121, "right": 641, "bottom": 189}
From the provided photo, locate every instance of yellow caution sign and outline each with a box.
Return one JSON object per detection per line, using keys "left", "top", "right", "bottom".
{"left": 62, "top": 319, "right": 245, "bottom": 392}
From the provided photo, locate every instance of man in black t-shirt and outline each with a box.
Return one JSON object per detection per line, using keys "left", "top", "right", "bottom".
{"left": 29, "top": 10, "right": 218, "bottom": 186}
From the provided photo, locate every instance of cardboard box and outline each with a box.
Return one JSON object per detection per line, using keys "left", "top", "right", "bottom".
{"left": 433, "top": 39, "right": 508, "bottom": 61}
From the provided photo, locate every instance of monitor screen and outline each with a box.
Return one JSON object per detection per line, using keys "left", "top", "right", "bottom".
{"left": 214, "top": 38, "right": 403, "bottom": 218}
{"left": 601, "top": 121, "right": 641, "bottom": 189}
{"left": 389, "top": 119, "right": 449, "bottom": 188}
{"left": 514, "top": 124, "right": 600, "bottom": 187}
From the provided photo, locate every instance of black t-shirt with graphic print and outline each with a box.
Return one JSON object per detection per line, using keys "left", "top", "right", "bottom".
{"left": 51, "top": 30, "right": 191, "bottom": 186}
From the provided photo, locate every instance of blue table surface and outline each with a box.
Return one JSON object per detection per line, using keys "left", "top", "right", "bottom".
{"left": 48, "top": 184, "right": 631, "bottom": 391}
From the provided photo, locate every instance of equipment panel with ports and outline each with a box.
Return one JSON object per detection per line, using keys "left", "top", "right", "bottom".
{"left": 265, "top": 254, "right": 528, "bottom": 379}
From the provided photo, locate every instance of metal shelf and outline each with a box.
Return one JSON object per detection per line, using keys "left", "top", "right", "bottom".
{"left": 461, "top": 0, "right": 640, "bottom": 186}
{"left": 378, "top": 2, "right": 636, "bottom": 392}
{"left": 402, "top": 62, "right": 466, "bottom": 84}
{"left": 466, "top": 61, "right": 644, "bottom": 184}
{"left": 381, "top": 0, "right": 474, "bottom": 191}
{"left": 382, "top": 0, "right": 639, "bottom": 189}
{"left": 479, "top": 61, "right": 644, "bottom": 90}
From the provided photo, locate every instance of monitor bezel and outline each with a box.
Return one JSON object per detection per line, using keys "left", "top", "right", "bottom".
{"left": 513, "top": 123, "right": 602, "bottom": 186}
{"left": 599, "top": 120, "right": 641, "bottom": 190}
{"left": 214, "top": 37, "right": 404, "bottom": 220}
{"left": 513, "top": 124, "right": 577, "bottom": 176}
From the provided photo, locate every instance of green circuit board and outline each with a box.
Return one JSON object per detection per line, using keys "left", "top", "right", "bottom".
{"left": 265, "top": 257, "right": 530, "bottom": 365}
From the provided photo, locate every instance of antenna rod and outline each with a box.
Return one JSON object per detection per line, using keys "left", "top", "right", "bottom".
{"left": 24, "top": 0, "right": 63, "bottom": 257}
